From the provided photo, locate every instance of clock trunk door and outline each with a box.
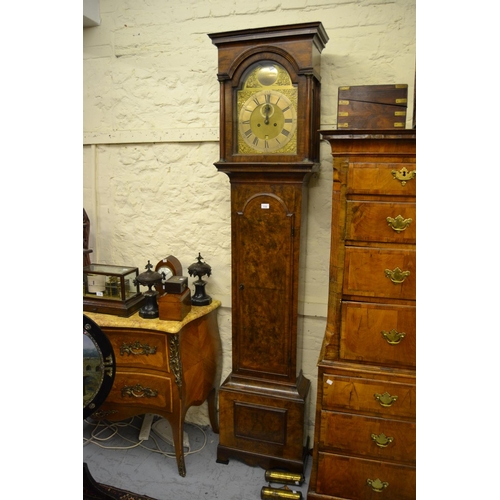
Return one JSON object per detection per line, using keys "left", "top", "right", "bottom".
{"left": 234, "top": 193, "right": 294, "bottom": 382}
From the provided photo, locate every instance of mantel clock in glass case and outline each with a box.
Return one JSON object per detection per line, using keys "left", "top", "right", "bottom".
{"left": 83, "top": 264, "right": 145, "bottom": 317}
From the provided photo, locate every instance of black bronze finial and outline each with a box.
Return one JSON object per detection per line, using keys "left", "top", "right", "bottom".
{"left": 134, "top": 260, "right": 163, "bottom": 319}
{"left": 188, "top": 253, "right": 212, "bottom": 306}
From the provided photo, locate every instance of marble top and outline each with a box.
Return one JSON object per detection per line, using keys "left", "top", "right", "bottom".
{"left": 85, "top": 299, "right": 221, "bottom": 334}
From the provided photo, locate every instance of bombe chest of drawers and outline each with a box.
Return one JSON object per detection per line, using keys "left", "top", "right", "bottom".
{"left": 85, "top": 301, "right": 222, "bottom": 478}
{"left": 307, "top": 130, "right": 416, "bottom": 500}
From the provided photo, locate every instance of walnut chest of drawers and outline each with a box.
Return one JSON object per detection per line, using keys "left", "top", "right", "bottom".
{"left": 308, "top": 130, "right": 416, "bottom": 500}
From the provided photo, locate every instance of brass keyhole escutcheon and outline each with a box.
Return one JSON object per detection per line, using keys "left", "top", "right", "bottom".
{"left": 381, "top": 329, "right": 406, "bottom": 345}
{"left": 391, "top": 166, "right": 416, "bottom": 186}
{"left": 386, "top": 214, "right": 413, "bottom": 232}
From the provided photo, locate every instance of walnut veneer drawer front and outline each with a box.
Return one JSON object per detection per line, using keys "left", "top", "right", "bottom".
{"left": 322, "top": 374, "right": 416, "bottom": 419}
{"left": 341, "top": 302, "right": 415, "bottom": 368}
{"left": 106, "top": 371, "right": 174, "bottom": 412}
{"left": 319, "top": 411, "right": 416, "bottom": 463}
{"left": 345, "top": 201, "right": 416, "bottom": 244}
{"left": 347, "top": 162, "right": 416, "bottom": 197}
{"left": 106, "top": 329, "right": 168, "bottom": 371}
{"left": 316, "top": 452, "right": 416, "bottom": 500}
{"left": 343, "top": 247, "right": 415, "bottom": 300}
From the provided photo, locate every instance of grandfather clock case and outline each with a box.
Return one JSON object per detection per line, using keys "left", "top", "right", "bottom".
{"left": 209, "top": 23, "right": 328, "bottom": 472}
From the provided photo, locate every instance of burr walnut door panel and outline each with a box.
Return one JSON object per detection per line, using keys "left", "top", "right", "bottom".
{"left": 233, "top": 192, "right": 295, "bottom": 381}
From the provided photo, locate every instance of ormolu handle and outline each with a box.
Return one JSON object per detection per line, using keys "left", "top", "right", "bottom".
{"left": 386, "top": 215, "right": 412, "bottom": 232}
{"left": 374, "top": 392, "right": 398, "bottom": 407}
{"left": 367, "top": 478, "right": 389, "bottom": 492}
{"left": 391, "top": 166, "right": 416, "bottom": 186}
{"left": 120, "top": 341, "right": 157, "bottom": 356}
{"left": 121, "top": 384, "right": 158, "bottom": 399}
{"left": 371, "top": 432, "right": 394, "bottom": 448}
{"left": 381, "top": 329, "right": 406, "bottom": 345}
{"left": 385, "top": 267, "right": 410, "bottom": 284}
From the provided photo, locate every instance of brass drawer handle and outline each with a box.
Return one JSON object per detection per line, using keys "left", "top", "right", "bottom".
{"left": 121, "top": 384, "right": 158, "bottom": 399}
{"left": 391, "top": 166, "right": 416, "bottom": 186}
{"left": 386, "top": 215, "right": 412, "bottom": 233}
{"left": 381, "top": 329, "right": 406, "bottom": 345}
{"left": 374, "top": 392, "right": 398, "bottom": 407}
{"left": 367, "top": 478, "right": 389, "bottom": 493}
{"left": 120, "top": 341, "right": 157, "bottom": 356}
{"left": 385, "top": 267, "right": 410, "bottom": 284}
{"left": 371, "top": 432, "right": 394, "bottom": 448}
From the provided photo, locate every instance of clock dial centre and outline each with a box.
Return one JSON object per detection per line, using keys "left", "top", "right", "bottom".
{"left": 239, "top": 89, "right": 296, "bottom": 152}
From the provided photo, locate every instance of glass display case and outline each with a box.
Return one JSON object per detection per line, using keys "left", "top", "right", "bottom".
{"left": 83, "top": 264, "right": 145, "bottom": 317}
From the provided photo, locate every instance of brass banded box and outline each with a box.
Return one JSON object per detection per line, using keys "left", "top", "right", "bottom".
{"left": 337, "top": 84, "right": 408, "bottom": 129}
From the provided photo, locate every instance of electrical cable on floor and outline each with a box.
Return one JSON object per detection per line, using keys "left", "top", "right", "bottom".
{"left": 83, "top": 416, "right": 208, "bottom": 459}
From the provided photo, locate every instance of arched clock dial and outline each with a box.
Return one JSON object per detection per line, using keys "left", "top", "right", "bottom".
{"left": 238, "top": 90, "right": 297, "bottom": 153}
{"left": 237, "top": 62, "right": 298, "bottom": 155}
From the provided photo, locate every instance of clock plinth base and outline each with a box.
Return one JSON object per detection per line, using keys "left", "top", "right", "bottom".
{"left": 216, "top": 372, "right": 310, "bottom": 473}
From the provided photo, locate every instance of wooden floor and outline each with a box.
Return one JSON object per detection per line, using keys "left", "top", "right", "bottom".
{"left": 83, "top": 415, "right": 312, "bottom": 500}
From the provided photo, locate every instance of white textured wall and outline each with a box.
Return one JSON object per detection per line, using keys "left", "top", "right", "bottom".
{"left": 83, "top": 0, "right": 416, "bottom": 438}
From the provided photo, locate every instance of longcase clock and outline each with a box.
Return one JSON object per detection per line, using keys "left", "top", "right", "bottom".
{"left": 208, "top": 22, "right": 328, "bottom": 472}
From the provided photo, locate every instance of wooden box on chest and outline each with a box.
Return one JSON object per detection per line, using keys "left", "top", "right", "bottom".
{"left": 337, "top": 85, "right": 408, "bottom": 130}
{"left": 307, "top": 130, "right": 416, "bottom": 500}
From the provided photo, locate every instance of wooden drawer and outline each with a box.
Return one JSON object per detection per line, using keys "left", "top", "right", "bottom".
{"left": 343, "top": 247, "right": 415, "bottom": 300}
{"left": 322, "top": 373, "right": 415, "bottom": 419}
{"left": 319, "top": 410, "right": 415, "bottom": 463}
{"left": 104, "top": 329, "right": 169, "bottom": 371}
{"left": 347, "top": 162, "right": 416, "bottom": 197}
{"left": 316, "top": 452, "right": 416, "bottom": 499}
{"left": 345, "top": 200, "right": 416, "bottom": 244}
{"left": 106, "top": 371, "right": 174, "bottom": 412}
{"left": 340, "top": 302, "right": 415, "bottom": 368}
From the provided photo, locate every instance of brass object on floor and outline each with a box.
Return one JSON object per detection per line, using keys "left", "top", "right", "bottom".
{"left": 264, "top": 470, "right": 305, "bottom": 486}
{"left": 261, "top": 485, "right": 302, "bottom": 499}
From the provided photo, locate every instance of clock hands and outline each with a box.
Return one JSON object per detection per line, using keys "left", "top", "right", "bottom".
{"left": 263, "top": 104, "right": 271, "bottom": 125}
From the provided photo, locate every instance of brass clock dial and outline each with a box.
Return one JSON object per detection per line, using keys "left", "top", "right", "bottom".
{"left": 237, "top": 63, "right": 298, "bottom": 155}
{"left": 238, "top": 90, "right": 297, "bottom": 153}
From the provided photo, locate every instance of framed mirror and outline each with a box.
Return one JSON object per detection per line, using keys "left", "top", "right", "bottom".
{"left": 83, "top": 314, "right": 116, "bottom": 419}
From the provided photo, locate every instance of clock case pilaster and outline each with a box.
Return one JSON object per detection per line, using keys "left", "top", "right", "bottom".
{"left": 209, "top": 23, "right": 328, "bottom": 473}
